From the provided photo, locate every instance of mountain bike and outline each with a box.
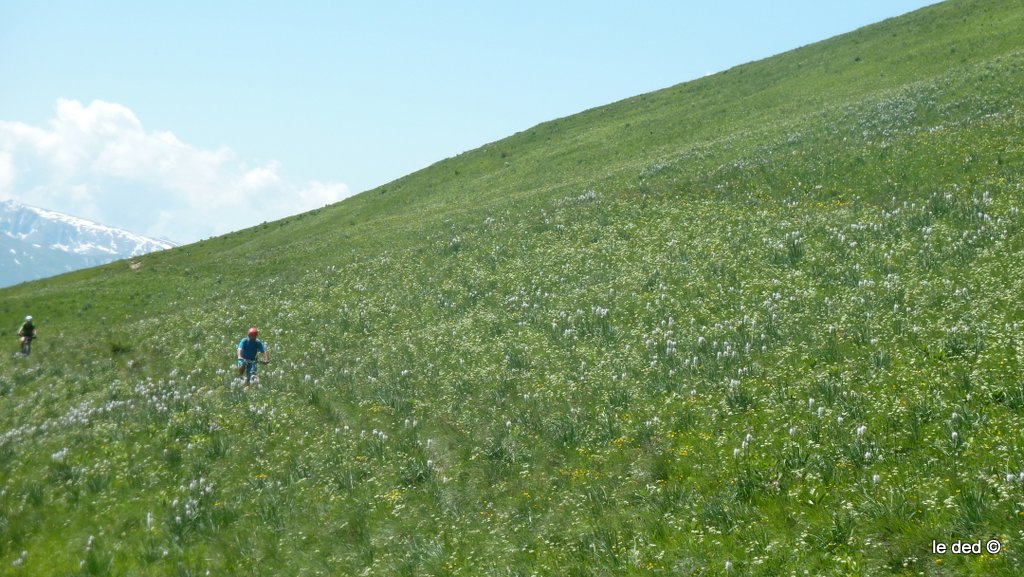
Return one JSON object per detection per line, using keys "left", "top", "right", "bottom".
{"left": 238, "top": 357, "right": 270, "bottom": 385}
{"left": 19, "top": 336, "right": 34, "bottom": 357}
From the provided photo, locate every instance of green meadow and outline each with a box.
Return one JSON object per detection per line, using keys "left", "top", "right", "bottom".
{"left": 3, "top": 0, "right": 1024, "bottom": 574}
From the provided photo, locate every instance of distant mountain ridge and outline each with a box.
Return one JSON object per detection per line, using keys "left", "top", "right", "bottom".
{"left": 0, "top": 199, "right": 175, "bottom": 286}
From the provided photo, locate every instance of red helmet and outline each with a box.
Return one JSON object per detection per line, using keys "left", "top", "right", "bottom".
{"left": 248, "top": 327, "right": 259, "bottom": 337}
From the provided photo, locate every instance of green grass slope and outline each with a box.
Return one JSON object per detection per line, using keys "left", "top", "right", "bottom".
{"left": 3, "top": 0, "right": 1024, "bottom": 574}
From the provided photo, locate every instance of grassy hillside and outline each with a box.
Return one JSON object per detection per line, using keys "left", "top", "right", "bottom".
{"left": 3, "top": 0, "right": 1024, "bottom": 574}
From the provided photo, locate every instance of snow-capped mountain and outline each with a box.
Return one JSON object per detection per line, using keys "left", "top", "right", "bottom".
{"left": 0, "top": 200, "right": 176, "bottom": 287}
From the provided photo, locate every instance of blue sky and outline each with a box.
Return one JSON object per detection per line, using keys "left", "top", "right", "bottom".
{"left": 1, "top": 1, "right": 938, "bottom": 243}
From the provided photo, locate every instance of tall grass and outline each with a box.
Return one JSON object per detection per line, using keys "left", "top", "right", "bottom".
{"left": 2, "top": 1, "right": 1024, "bottom": 574}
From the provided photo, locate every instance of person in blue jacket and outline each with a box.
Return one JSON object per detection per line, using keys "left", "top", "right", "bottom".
{"left": 237, "top": 327, "right": 270, "bottom": 378}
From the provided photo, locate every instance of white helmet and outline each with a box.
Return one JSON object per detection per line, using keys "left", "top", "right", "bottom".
{"left": 25, "top": 315, "right": 32, "bottom": 322}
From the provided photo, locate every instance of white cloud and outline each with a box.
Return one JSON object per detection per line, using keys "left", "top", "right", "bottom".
{"left": 0, "top": 99, "right": 354, "bottom": 243}
{"left": 0, "top": 151, "right": 15, "bottom": 195}
{"left": 238, "top": 162, "right": 282, "bottom": 191}
{"left": 295, "top": 181, "right": 352, "bottom": 206}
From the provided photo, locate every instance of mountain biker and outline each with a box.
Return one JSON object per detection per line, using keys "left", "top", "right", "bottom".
{"left": 18, "top": 316, "right": 36, "bottom": 355}
{"left": 237, "top": 327, "right": 270, "bottom": 378}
